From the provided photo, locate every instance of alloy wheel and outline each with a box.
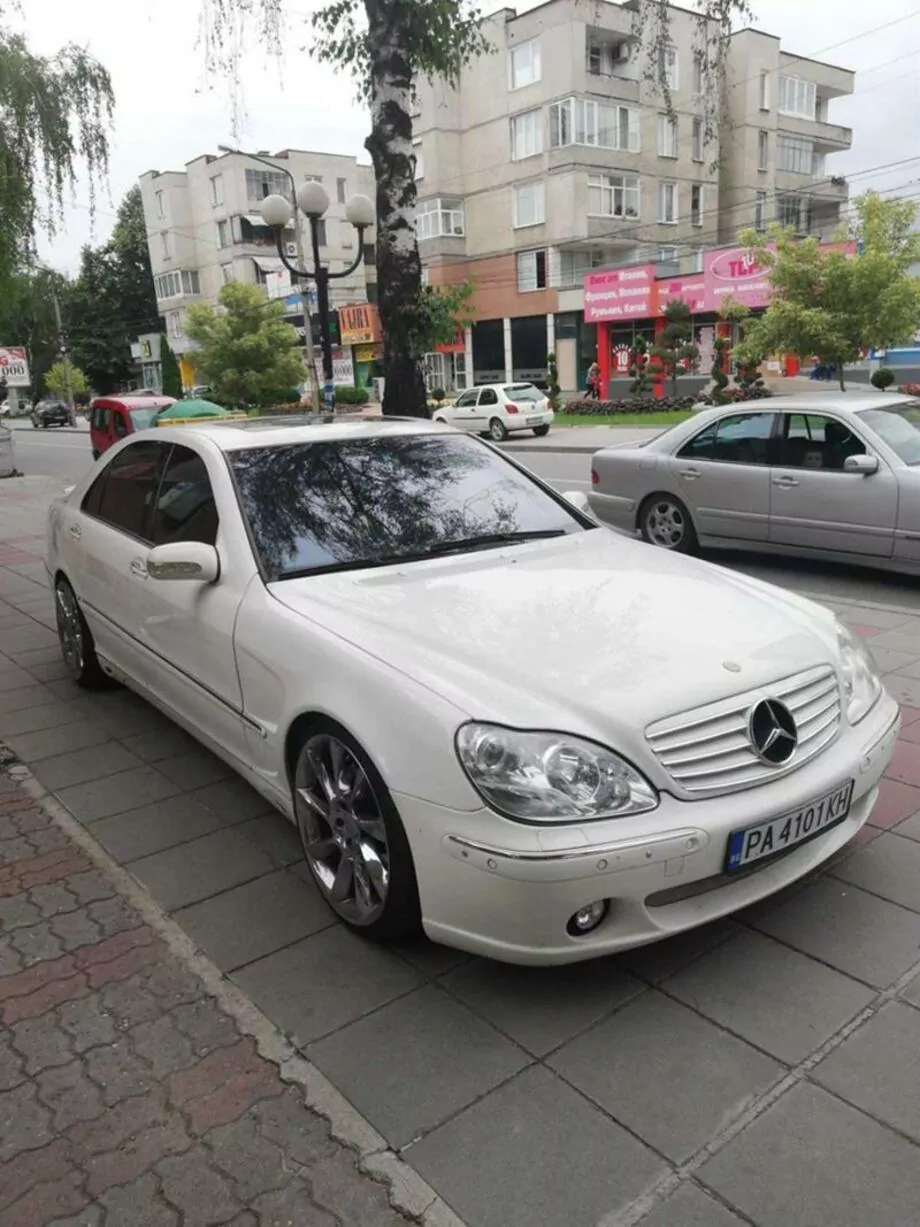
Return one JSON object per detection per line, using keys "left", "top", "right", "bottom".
{"left": 55, "top": 582, "right": 84, "bottom": 678}
{"left": 645, "top": 499, "right": 687, "bottom": 548}
{"left": 294, "top": 733, "right": 391, "bottom": 925}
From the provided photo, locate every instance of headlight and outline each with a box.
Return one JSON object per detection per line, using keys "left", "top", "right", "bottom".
{"left": 837, "top": 624, "right": 881, "bottom": 724}
{"left": 455, "top": 723, "right": 658, "bottom": 823}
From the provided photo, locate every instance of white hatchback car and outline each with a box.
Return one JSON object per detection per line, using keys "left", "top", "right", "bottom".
{"left": 433, "top": 383, "right": 554, "bottom": 441}
{"left": 47, "top": 416, "right": 898, "bottom": 964}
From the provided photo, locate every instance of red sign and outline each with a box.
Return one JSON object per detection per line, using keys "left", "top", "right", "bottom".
{"left": 584, "top": 265, "right": 655, "bottom": 323}
{"left": 436, "top": 330, "right": 465, "bottom": 355}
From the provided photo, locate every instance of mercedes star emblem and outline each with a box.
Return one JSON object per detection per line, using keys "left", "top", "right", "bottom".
{"left": 749, "top": 698, "right": 798, "bottom": 765}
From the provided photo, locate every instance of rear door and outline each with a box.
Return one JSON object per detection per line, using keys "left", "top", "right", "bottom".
{"left": 769, "top": 412, "right": 897, "bottom": 558}
{"left": 670, "top": 410, "right": 777, "bottom": 543}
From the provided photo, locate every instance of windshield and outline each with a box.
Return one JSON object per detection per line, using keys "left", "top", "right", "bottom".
{"left": 129, "top": 408, "right": 161, "bottom": 431}
{"left": 503, "top": 385, "right": 542, "bottom": 402}
{"left": 229, "top": 432, "right": 588, "bottom": 580}
{"left": 857, "top": 400, "right": 920, "bottom": 465}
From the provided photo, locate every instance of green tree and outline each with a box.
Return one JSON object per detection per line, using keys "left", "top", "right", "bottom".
{"left": 651, "top": 299, "right": 699, "bottom": 397}
{"left": 628, "top": 336, "right": 653, "bottom": 396}
{"left": 185, "top": 282, "right": 305, "bottom": 409}
{"left": 0, "top": 22, "right": 113, "bottom": 291}
{"left": 45, "top": 361, "right": 87, "bottom": 398}
{"left": 736, "top": 193, "right": 920, "bottom": 392}
{"left": 0, "top": 267, "right": 65, "bottom": 397}
{"left": 160, "top": 336, "right": 183, "bottom": 398}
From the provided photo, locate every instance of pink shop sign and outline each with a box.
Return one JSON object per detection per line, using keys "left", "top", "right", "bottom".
{"left": 583, "top": 265, "right": 655, "bottom": 323}
{"left": 703, "top": 245, "right": 776, "bottom": 310}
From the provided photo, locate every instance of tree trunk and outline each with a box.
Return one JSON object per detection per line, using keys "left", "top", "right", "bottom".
{"left": 364, "top": 0, "right": 428, "bottom": 419}
{"left": 837, "top": 360, "right": 846, "bottom": 392}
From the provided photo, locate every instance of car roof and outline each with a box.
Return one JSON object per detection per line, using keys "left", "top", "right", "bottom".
{"left": 152, "top": 414, "right": 458, "bottom": 452}
{"left": 713, "top": 391, "right": 911, "bottom": 417}
{"left": 91, "top": 395, "right": 176, "bottom": 409}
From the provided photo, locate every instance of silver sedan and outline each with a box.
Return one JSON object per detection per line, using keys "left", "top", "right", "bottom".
{"left": 588, "top": 391, "right": 920, "bottom": 574}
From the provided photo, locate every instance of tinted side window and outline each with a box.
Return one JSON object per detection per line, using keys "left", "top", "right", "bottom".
{"left": 480, "top": 388, "right": 499, "bottom": 405}
{"left": 679, "top": 413, "right": 776, "bottom": 465}
{"left": 778, "top": 414, "right": 867, "bottom": 471}
{"left": 90, "top": 406, "right": 107, "bottom": 431}
{"left": 112, "top": 411, "right": 129, "bottom": 439}
{"left": 152, "top": 445, "right": 219, "bottom": 546}
{"left": 94, "top": 441, "right": 168, "bottom": 541}
{"left": 81, "top": 471, "right": 109, "bottom": 518}
{"left": 454, "top": 391, "right": 478, "bottom": 407}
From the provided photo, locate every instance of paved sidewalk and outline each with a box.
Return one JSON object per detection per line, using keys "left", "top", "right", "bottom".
{"left": 5, "top": 474, "right": 920, "bottom": 1226}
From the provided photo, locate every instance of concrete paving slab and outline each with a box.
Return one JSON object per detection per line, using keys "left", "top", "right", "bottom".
{"left": 236, "top": 812, "right": 304, "bottom": 868}
{"left": 640, "top": 1183, "right": 749, "bottom": 1227}
{"left": 55, "top": 764, "right": 183, "bottom": 824}
{"left": 833, "top": 831, "right": 920, "bottom": 912}
{"left": 191, "top": 778, "right": 274, "bottom": 825}
{"left": 3, "top": 719, "right": 113, "bottom": 763}
{"left": 90, "top": 796, "right": 226, "bottom": 862}
{"left": 894, "top": 812, "right": 920, "bottom": 843}
{"left": 154, "top": 748, "right": 232, "bottom": 791}
{"left": 30, "top": 741, "right": 144, "bottom": 792}
{"left": 128, "top": 827, "right": 275, "bottom": 911}
{"left": 665, "top": 929, "right": 875, "bottom": 1064}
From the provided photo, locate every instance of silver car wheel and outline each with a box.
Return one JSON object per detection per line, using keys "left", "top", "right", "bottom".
{"left": 294, "top": 733, "right": 391, "bottom": 926}
{"left": 489, "top": 418, "right": 508, "bottom": 441}
{"left": 645, "top": 499, "right": 687, "bottom": 549}
{"left": 55, "top": 581, "right": 84, "bottom": 677}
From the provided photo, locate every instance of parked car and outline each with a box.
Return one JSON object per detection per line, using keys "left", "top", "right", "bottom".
{"left": 432, "top": 383, "right": 554, "bottom": 441}
{"left": 47, "top": 416, "right": 898, "bottom": 964}
{"left": 89, "top": 395, "right": 176, "bottom": 459}
{"left": 32, "top": 399, "right": 71, "bottom": 428}
{"left": 589, "top": 391, "right": 920, "bottom": 576}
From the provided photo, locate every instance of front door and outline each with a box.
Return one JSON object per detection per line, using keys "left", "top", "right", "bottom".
{"left": 670, "top": 410, "right": 777, "bottom": 543}
{"left": 449, "top": 388, "right": 481, "bottom": 431}
{"left": 769, "top": 412, "right": 898, "bottom": 558}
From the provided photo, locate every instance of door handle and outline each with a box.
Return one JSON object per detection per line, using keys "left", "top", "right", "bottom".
{"left": 772, "top": 476, "right": 799, "bottom": 488}
{"left": 67, "top": 523, "right": 81, "bottom": 540}
{"left": 678, "top": 468, "right": 701, "bottom": 479}
{"left": 130, "top": 558, "right": 148, "bottom": 578}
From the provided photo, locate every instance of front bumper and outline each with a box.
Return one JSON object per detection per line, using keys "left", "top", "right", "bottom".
{"left": 399, "top": 691, "right": 900, "bottom": 965}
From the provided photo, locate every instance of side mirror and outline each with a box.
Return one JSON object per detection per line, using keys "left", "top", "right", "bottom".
{"left": 844, "top": 454, "right": 879, "bottom": 476}
{"left": 562, "top": 489, "right": 596, "bottom": 518}
{"left": 147, "top": 542, "right": 220, "bottom": 583}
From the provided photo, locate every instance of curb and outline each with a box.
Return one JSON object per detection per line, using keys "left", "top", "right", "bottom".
{"left": 7, "top": 758, "right": 466, "bottom": 1227}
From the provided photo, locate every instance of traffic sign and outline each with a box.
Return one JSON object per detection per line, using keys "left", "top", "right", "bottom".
{"left": 0, "top": 348, "right": 31, "bottom": 388}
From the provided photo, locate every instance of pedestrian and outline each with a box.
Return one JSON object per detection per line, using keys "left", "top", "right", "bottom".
{"left": 586, "top": 361, "right": 601, "bottom": 399}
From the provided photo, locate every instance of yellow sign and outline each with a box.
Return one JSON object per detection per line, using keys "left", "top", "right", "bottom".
{"left": 155, "top": 414, "right": 249, "bottom": 427}
{"left": 339, "top": 303, "right": 382, "bottom": 346}
{"left": 355, "top": 344, "right": 382, "bottom": 363}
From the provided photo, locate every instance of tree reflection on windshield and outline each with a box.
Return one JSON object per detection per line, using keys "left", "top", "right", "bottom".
{"left": 229, "top": 432, "right": 583, "bottom": 579}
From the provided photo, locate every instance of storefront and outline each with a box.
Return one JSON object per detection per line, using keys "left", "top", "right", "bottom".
{"left": 339, "top": 303, "right": 383, "bottom": 390}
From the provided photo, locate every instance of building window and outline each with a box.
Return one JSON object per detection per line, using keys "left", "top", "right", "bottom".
{"left": 416, "top": 198, "right": 465, "bottom": 240}
{"left": 758, "top": 130, "right": 769, "bottom": 171}
{"left": 245, "top": 167, "right": 289, "bottom": 202}
{"left": 220, "top": 262, "right": 234, "bottom": 284}
{"left": 160, "top": 232, "right": 171, "bottom": 259}
{"left": 513, "top": 181, "right": 545, "bottom": 228}
{"left": 550, "top": 98, "right": 640, "bottom": 152}
{"left": 181, "top": 270, "right": 200, "bottom": 295}
{"left": 760, "top": 71, "right": 770, "bottom": 110}
{"left": 659, "top": 181, "right": 678, "bottom": 224}
{"left": 754, "top": 191, "right": 767, "bottom": 231}
{"left": 777, "top": 193, "right": 811, "bottom": 233}
{"left": 304, "top": 174, "right": 323, "bottom": 183}
{"left": 516, "top": 249, "right": 547, "bottom": 292}
{"left": 508, "top": 38, "right": 541, "bottom": 90}
{"left": 216, "top": 220, "right": 230, "bottom": 249}
{"left": 210, "top": 174, "right": 224, "bottom": 207}
{"left": 557, "top": 249, "right": 605, "bottom": 287}
{"left": 691, "top": 117, "right": 703, "bottom": 162}
{"left": 658, "top": 115, "right": 678, "bottom": 158}
{"left": 658, "top": 46, "right": 678, "bottom": 90}
{"left": 587, "top": 174, "right": 640, "bottom": 219}
{"left": 413, "top": 141, "right": 424, "bottom": 180}
{"left": 511, "top": 109, "right": 542, "bottom": 160}
{"left": 692, "top": 53, "right": 704, "bottom": 95}
{"left": 155, "top": 191, "right": 165, "bottom": 220}
{"left": 166, "top": 311, "right": 182, "bottom": 338}
{"left": 314, "top": 219, "right": 328, "bottom": 247}
{"left": 778, "top": 75, "right": 816, "bottom": 120}
{"left": 155, "top": 270, "right": 199, "bottom": 299}
{"left": 337, "top": 177, "right": 347, "bottom": 203}
{"left": 777, "top": 134, "right": 816, "bottom": 175}
{"left": 691, "top": 183, "right": 703, "bottom": 227}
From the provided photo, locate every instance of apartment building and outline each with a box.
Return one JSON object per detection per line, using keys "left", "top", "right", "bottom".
{"left": 413, "top": 0, "right": 853, "bottom": 391}
{"left": 138, "top": 149, "right": 377, "bottom": 378}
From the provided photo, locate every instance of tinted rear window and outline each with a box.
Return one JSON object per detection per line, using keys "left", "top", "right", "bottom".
{"left": 503, "top": 385, "right": 542, "bottom": 401}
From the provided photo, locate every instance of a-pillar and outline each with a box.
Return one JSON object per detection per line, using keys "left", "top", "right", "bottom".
{"left": 596, "top": 321, "right": 610, "bottom": 401}
{"left": 503, "top": 318, "right": 513, "bottom": 382}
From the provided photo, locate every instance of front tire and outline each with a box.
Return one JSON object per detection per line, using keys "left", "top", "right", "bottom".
{"left": 54, "top": 577, "right": 112, "bottom": 689}
{"left": 533, "top": 424, "right": 550, "bottom": 437}
{"left": 488, "top": 417, "right": 508, "bottom": 442}
{"left": 292, "top": 720, "right": 421, "bottom": 940}
{"left": 639, "top": 494, "right": 698, "bottom": 554}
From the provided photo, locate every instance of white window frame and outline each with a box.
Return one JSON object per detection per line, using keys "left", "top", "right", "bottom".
{"left": 160, "top": 231, "right": 171, "bottom": 259}
{"left": 210, "top": 174, "right": 224, "bottom": 207}
{"left": 760, "top": 71, "right": 770, "bottom": 111}
{"left": 508, "top": 38, "right": 541, "bottom": 90}
{"left": 659, "top": 46, "right": 678, "bottom": 90}
{"left": 216, "top": 220, "right": 231, "bottom": 249}
{"left": 166, "top": 311, "right": 183, "bottom": 339}
{"left": 586, "top": 174, "right": 640, "bottom": 220}
{"left": 691, "top": 183, "right": 704, "bottom": 227}
{"left": 337, "top": 178, "right": 347, "bottom": 203}
{"left": 691, "top": 117, "right": 703, "bottom": 163}
{"left": 658, "top": 180, "right": 678, "bottom": 224}
{"left": 778, "top": 75, "right": 816, "bottom": 121}
{"left": 758, "top": 130, "right": 769, "bottom": 172}
{"left": 416, "top": 198, "right": 465, "bottom": 240}
{"left": 692, "top": 53, "right": 704, "bottom": 96}
{"left": 512, "top": 181, "right": 545, "bottom": 228}
{"left": 413, "top": 140, "right": 424, "bottom": 180}
{"left": 549, "top": 98, "right": 640, "bottom": 153}
{"left": 220, "top": 262, "right": 235, "bottom": 284}
{"left": 754, "top": 191, "right": 767, "bottom": 231}
{"left": 557, "top": 249, "right": 605, "bottom": 287}
{"left": 180, "top": 270, "right": 200, "bottom": 296}
{"left": 658, "top": 114, "right": 678, "bottom": 158}
{"left": 510, "top": 109, "right": 542, "bottom": 161}
{"left": 777, "top": 133, "right": 815, "bottom": 175}
{"left": 516, "top": 249, "right": 548, "bottom": 292}
{"left": 154, "top": 190, "right": 165, "bottom": 220}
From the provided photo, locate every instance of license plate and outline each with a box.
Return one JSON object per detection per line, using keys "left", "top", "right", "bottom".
{"left": 725, "top": 780, "right": 854, "bottom": 873}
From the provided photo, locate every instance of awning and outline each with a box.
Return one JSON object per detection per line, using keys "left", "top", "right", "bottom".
{"left": 244, "top": 213, "right": 272, "bottom": 228}
{"left": 252, "top": 256, "right": 284, "bottom": 274}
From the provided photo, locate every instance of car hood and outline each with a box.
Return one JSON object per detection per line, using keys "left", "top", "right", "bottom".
{"left": 268, "top": 530, "right": 840, "bottom": 743}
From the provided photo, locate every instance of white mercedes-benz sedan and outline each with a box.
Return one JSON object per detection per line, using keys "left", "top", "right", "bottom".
{"left": 46, "top": 416, "right": 900, "bottom": 965}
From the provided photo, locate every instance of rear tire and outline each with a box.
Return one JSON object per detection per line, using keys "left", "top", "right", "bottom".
{"left": 488, "top": 418, "right": 508, "bottom": 442}
{"left": 54, "top": 576, "right": 114, "bottom": 690}
{"left": 638, "top": 494, "right": 698, "bottom": 554}
{"left": 533, "top": 425, "right": 550, "bottom": 437}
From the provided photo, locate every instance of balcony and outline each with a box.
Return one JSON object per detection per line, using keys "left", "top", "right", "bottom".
{"left": 780, "top": 115, "right": 852, "bottom": 152}
{"left": 775, "top": 170, "right": 849, "bottom": 201}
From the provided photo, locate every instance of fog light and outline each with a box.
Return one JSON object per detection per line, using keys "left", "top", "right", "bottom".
{"left": 567, "top": 900, "right": 608, "bottom": 936}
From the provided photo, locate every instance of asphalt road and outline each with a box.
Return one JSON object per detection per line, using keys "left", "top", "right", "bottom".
{"left": 10, "top": 423, "right": 920, "bottom": 613}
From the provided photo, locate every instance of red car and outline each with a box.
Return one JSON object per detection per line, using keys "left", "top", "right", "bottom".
{"left": 89, "top": 395, "right": 176, "bottom": 459}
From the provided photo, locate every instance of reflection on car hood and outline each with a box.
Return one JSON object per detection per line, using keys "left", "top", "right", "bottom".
{"left": 268, "top": 530, "right": 840, "bottom": 741}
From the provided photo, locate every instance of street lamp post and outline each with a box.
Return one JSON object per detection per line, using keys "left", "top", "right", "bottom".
{"left": 259, "top": 184, "right": 374, "bottom": 411}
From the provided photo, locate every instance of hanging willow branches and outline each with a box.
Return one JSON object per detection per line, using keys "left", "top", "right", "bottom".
{"left": 0, "top": 19, "right": 114, "bottom": 286}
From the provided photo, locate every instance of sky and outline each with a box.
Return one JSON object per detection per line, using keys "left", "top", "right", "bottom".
{"left": 16, "top": 0, "right": 920, "bottom": 275}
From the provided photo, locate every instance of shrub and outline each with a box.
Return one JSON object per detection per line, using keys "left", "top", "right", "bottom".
{"left": 871, "top": 367, "right": 895, "bottom": 390}
{"left": 899, "top": 382, "right": 920, "bottom": 397}
{"left": 563, "top": 394, "right": 701, "bottom": 416}
{"left": 332, "top": 386, "right": 370, "bottom": 405}
{"left": 430, "top": 387, "right": 447, "bottom": 404}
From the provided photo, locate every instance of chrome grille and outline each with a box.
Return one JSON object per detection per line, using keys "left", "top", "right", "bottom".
{"left": 645, "top": 665, "right": 841, "bottom": 798}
